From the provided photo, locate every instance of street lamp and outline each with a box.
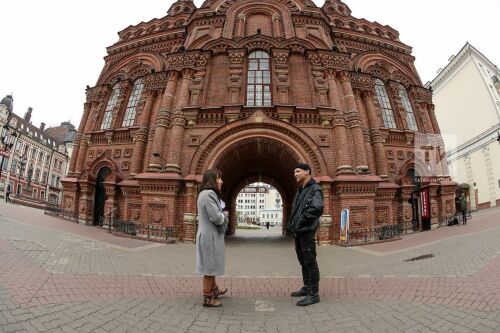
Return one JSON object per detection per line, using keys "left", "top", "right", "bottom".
{"left": 17, "top": 152, "right": 27, "bottom": 192}
{"left": 153, "top": 152, "right": 167, "bottom": 172}
{"left": 0, "top": 124, "right": 18, "bottom": 180}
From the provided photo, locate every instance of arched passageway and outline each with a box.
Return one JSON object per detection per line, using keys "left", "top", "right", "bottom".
{"left": 211, "top": 137, "right": 300, "bottom": 236}
{"left": 93, "top": 167, "right": 111, "bottom": 225}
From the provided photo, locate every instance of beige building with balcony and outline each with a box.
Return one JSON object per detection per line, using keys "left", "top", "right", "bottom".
{"left": 428, "top": 43, "right": 500, "bottom": 210}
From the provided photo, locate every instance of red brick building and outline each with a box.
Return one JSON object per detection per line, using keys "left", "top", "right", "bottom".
{"left": 62, "top": 0, "right": 456, "bottom": 244}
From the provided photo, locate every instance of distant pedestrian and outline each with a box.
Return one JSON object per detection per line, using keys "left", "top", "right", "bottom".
{"left": 266, "top": 221, "right": 270, "bottom": 230}
{"left": 5, "top": 183, "right": 11, "bottom": 203}
{"left": 288, "top": 163, "right": 324, "bottom": 306}
{"left": 196, "top": 169, "right": 228, "bottom": 307}
{"left": 459, "top": 192, "right": 467, "bottom": 225}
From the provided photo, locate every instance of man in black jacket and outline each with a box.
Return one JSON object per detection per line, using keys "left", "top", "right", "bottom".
{"left": 288, "top": 163, "right": 324, "bottom": 306}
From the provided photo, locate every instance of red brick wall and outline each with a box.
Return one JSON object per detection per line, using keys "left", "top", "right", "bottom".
{"left": 61, "top": 0, "right": 456, "bottom": 244}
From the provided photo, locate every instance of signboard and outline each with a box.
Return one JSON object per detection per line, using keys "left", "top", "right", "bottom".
{"left": 340, "top": 208, "right": 350, "bottom": 243}
{"left": 420, "top": 188, "right": 429, "bottom": 219}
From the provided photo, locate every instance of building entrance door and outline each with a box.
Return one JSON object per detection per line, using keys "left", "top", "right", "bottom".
{"left": 93, "top": 167, "right": 111, "bottom": 225}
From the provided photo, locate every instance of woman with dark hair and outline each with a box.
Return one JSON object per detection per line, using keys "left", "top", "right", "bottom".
{"left": 196, "top": 169, "right": 228, "bottom": 307}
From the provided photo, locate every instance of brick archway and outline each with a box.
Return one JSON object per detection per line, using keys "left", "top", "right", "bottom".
{"left": 186, "top": 111, "right": 329, "bottom": 240}
{"left": 210, "top": 137, "right": 301, "bottom": 237}
{"left": 190, "top": 110, "right": 328, "bottom": 177}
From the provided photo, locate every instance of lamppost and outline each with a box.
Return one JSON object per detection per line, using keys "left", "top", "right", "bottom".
{"left": 16, "top": 152, "right": 27, "bottom": 196}
{"left": 0, "top": 95, "right": 19, "bottom": 182}
{"left": 0, "top": 124, "right": 18, "bottom": 180}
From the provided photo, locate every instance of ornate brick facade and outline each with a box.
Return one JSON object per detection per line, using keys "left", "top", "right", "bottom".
{"left": 62, "top": 0, "right": 456, "bottom": 244}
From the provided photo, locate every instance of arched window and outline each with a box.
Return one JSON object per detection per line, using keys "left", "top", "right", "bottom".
{"left": 398, "top": 84, "right": 418, "bottom": 131}
{"left": 122, "top": 79, "right": 144, "bottom": 127}
{"left": 246, "top": 51, "right": 271, "bottom": 107}
{"left": 374, "top": 79, "right": 396, "bottom": 128}
{"left": 100, "top": 84, "right": 120, "bottom": 130}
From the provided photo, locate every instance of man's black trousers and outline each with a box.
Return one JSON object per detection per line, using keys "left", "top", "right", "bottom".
{"left": 294, "top": 232, "right": 320, "bottom": 292}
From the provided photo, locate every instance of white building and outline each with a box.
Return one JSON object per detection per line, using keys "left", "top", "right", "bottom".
{"left": 259, "top": 208, "right": 282, "bottom": 227}
{"left": 0, "top": 96, "right": 75, "bottom": 204}
{"left": 236, "top": 184, "right": 282, "bottom": 225}
{"left": 428, "top": 43, "right": 500, "bottom": 210}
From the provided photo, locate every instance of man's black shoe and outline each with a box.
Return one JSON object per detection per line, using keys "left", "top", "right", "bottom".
{"left": 290, "top": 286, "right": 309, "bottom": 297}
{"left": 296, "top": 294, "right": 320, "bottom": 306}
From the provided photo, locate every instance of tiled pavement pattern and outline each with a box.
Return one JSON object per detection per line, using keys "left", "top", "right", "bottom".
{"left": 1, "top": 203, "right": 500, "bottom": 332}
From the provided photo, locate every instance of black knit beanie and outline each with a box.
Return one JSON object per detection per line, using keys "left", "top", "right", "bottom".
{"left": 295, "top": 163, "right": 311, "bottom": 173}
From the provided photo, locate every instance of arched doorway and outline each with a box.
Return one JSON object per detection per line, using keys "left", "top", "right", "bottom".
{"left": 93, "top": 167, "right": 111, "bottom": 225}
{"left": 405, "top": 168, "right": 420, "bottom": 231}
{"left": 210, "top": 137, "right": 300, "bottom": 237}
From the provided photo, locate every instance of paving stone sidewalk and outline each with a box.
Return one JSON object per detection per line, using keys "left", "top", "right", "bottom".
{"left": 1, "top": 202, "right": 500, "bottom": 332}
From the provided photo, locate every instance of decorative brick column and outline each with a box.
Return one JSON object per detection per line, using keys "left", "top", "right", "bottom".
{"left": 68, "top": 102, "right": 91, "bottom": 175}
{"left": 354, "top": 91, "right": 376, "bottom": 173}
{"left": 130, "top": 90, "right": 156, "bottom": 175}
{"left": 347, "top": 113, "right": 369, "bottom": 172}
{"left": 427, "top": 104, "right": 441, "bottom": 134}
{"left": 414, "top": 102, "right": 433, "bottom": 133}
{"left": 317, "top": 181, "right": 333, "bottom": 245}
{"left": 165, "top": 69, "right": 193, "bottom": 173}
{"left": 149, "top": 71, "right": 179, "bottom": 171}
{"left": 362, "top": 91, "right": 388, "bottom": 178}
{"left": 103, "top": 182, "right": 119, "bottom": 222}
{"left": 400, "top": 184, "right": 415, "bottom": 229}
{"left": 227, "top": 49, "right": 245, "bottom": 105}
{"left": 70, "top": 85, "right": 108, "bottom": 174}
{"left": 272, "top": 49, "right": 291, "bottom": 104}
{"left": 236, "top": 14, "right": 245, "bottom": 36}
{"left": 332, "top": 110, "right": 353, "bottom": 174}
{"left": 272, "top": 14, "right": 281, "bottom": 37}
{"left": 183, "top": 181, "right": 197, "bottom": 242}
{"left": 326, "top": 70, "right": 342, "bottom": 110}
{"left": 425, "top": 183, "right": 441, "bottom": 228}
{"left": 77, "top": 181, "right": 95, "bottom": 225}
{"left": 309, "top": 56, "right": 329, "bottom": 106}
{"left": 339, "top": 72, "right": 368, "bottom": 172}
{"left": 61, "top": 178, "right": 79, "bottom": 219}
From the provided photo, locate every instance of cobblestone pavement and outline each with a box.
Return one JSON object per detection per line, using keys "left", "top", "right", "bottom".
{"left": 1, "top": 202, "right": 500, "bottom": 332}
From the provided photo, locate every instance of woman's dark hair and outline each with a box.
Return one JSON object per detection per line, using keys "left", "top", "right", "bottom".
{"left": 199, "top": 169, "right": 222, "bottom": 199}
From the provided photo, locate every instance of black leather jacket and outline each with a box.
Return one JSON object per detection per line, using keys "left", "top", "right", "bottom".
{"left": 288, "top": 178, "right": 324, "bottom": 237}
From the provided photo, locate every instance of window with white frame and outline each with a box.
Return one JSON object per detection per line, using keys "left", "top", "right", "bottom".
{"left": 100, "top": 85, "right": 120, "bottom": 130}
{"left": 122, "top": 79, "right": 144, "bottom": 127}
{"left": 398, "top": 84, "right": 418, "bottom": 131}
{"left": 246, "top": 51, "right": 271, "bottom": 107}
{"left": 374, "top": 79, "right": 397, "bottom": 128}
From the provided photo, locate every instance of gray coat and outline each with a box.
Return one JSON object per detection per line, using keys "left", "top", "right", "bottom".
{"left": 196, "top": 190, "right": 228, "bottom": 276}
